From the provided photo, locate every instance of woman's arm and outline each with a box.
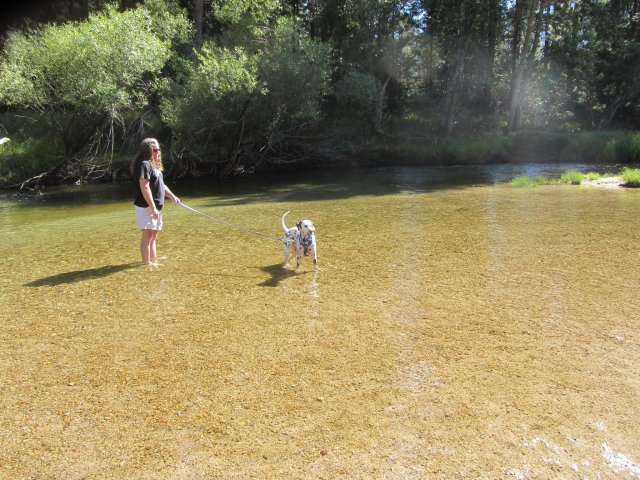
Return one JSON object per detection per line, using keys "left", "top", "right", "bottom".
{"left": 164, "top": 185, "right": 180, "bottom": 204}
{"left": 139, "top": 178, "right": 159, "bottom": 217}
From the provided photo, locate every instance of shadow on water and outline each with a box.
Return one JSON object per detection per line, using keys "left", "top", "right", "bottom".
{"left": 25, "top": 262, "right": 139, "bottom": 287}
{"left": 257, "top": 263, "right": 310, "bottom": 287}
{"left": 4, "top": 163, "right": 638, "bottom": 210}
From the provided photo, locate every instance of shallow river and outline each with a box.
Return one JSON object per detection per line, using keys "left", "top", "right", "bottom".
{"left": 1, "top": 164, "right": 639, "bottom": 479}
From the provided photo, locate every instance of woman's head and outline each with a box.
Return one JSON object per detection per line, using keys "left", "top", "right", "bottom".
{"left": 132, "top": 137, "right": 163, "bottom": 173}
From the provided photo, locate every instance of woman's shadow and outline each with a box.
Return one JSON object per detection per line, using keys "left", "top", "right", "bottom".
{"left": 257, "top": 263, "right": 309, "bottom": 287}
{"left": 25, "top": 262, "right": 139, "bottom": 287}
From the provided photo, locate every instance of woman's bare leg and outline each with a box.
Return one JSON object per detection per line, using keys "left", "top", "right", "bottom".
{"left": 140, "top": 229, "right": 158, "bottom": 265}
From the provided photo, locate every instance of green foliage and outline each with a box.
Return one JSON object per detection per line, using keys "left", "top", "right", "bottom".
{"left": 621, "top": 168, "right": 640, "bottom": 187}
{"left": 2, "top": 0, "right": 640, "bottom": 183}
{"left": 162, "top": 17, "right": 331, "bottom": 174}
{"left": 560, "top": 171, "right": 586, "bottom": 184}
{"left": 0, "top": 3, "right": 180, "bottom": 180}
{"left": 144, "top": 0, "right": 193, "bottom": 45}
{"left": 0, "top": 7, "right": 170, "bottom": 116}
{"left": 534, "top": 176, "right": 547, "bottom": 185}
{"left": 512, "top": 168, "right": 640, "bottom": 189}
{"left": 0, "top": 138, "right": 63, "bottom": 185}
{"left": 162, "top": 44, "right": 257, "bottom": 131}
{"left": 255, "top": 18, "right": 331, "bottom": 128}
{"left": 435, "top": 135, "right": 510, "bottom": 164}
{"left": 217, "top": 0, "right": 280, "bottom": 29}
{"left": 332, "top": 71, "right": 380, "bottom": 128}
{"left": 511, "top": 175, "right": 534, "bottom": 188}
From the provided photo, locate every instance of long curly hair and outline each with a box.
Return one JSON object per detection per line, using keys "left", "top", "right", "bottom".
{"left": 130, "top": 138, "right": 163, "bottom": 174}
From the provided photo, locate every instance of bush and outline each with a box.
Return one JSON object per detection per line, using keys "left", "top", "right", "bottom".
{"left": 621, "top": 167, "right": 640, "bottom": 187}
{"left": 511, "top": 175, "right": 534, "bottom": 187}
{"left": 0, "top": 7, "right": 170, "bottom": 117}
{"left": 160, "top": 44, "right": 259, "bottom": 171}
{"left": 332, "top": 71, "right": 381, "bottom": 128}
{"left": 255, "top": 18, "right": 331, "bottom": 128}
{"left": 0, "top": 138, "right": 63, "bottom": 186}
{"left": 560, "top": 170, "right": 586, "bottom": 184}
{"left": 534, "top": 175, "right": 548, "bottom": 185}
{"left": 0, "top": 3, "right": 177, "bottom": 175}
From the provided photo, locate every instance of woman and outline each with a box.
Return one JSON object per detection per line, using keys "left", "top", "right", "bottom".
{"left": 131, "top": 138, "right": 180, "bottom": 266}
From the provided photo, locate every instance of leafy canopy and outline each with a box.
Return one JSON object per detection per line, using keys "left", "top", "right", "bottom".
{"left": 0, "top": 6, "right": 171, "bottom": 118}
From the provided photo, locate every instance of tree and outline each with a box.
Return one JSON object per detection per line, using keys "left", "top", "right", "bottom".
{"left": 592, "top": 0, "right": 640, "bottom": 128}
{"left": 507, "top": 0, "right": 547, "bottom": 132}
{"left": 193, "top": 0, "right": 204, "bottom": 48}
{"left": 160, "top": 45, "right": 258, "bottom": 176}
{"left": 420, "top": 0, "right": 504, "bottom": 134}
{"left": 0, "top": 5, "right": 175, "bottom": 184}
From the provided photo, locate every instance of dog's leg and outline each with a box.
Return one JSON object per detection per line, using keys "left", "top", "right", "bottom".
{"left": 283, "top": 237, "right": 295, "bottom": 267}
{"left": 309, "top": 244, "right": 320, "bottom": 270}
{"left": 283, "top": 244, "right": 290, "bottom": 266}
{"left": 294, "top": 244, "right": 302, "bottom": 269}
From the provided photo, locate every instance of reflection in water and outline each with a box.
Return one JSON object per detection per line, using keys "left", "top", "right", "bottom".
{"left": 1, "top": 166, "right": 639, "bottom": 479}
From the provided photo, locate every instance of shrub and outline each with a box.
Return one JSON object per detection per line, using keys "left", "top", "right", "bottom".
{"left": 560, "top": 170, "right": 585, "bottom": 184}
{"left": 332, "top": 71, "right": 381, "bottom": 128}
{"left": 0, "top": 7, "right": 170, "bottom": 117}
{"left": 534, "top": 175, "right": 548, "bottom": 185}
{"left": 160, "top": 44, "right": 258, "bottom": 174}
{"left": 511, "top": 175, "right": 534, "bottom": 187}
{"left": 621, "top": 167, "right": 640, "bottom": 187}
{"left": 255, "top": 18, "right": 331, "bottom": 128}
{"left": 0, "top": 138, "right": 63, "bottom": 186}
{"left": 0, "top": 3, "right": 176, "bottom": 180}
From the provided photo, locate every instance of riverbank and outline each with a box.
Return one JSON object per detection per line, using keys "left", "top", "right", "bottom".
{"left": 510, "top": 167, "right": 640, "bottom": 188}
{"left": 582, "top": 176, "right": 626, "bottom": 187}
{"left": 2, "top": 130, "right": 640, "bottom": 190}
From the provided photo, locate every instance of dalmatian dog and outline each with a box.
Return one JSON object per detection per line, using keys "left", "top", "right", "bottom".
{"left": 281, "top": 211, "right": 319, "bottom": 270}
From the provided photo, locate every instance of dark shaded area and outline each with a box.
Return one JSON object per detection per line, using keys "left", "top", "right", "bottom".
{"left": 257, "top": 263, "right": 310, "bottom": 287}
{"left": 1, "top": 0, "right": 93, "bottom": 39}
{"left": 3, "top": 163, "right": 639, "bottom": 212}
{"left": 25, "top": 262, "right": 139, "bottom": 286}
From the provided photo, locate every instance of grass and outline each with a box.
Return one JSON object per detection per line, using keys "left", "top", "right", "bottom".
{"left": 560, "top": 170, "right": 586, "bottom": 184}
{"left": 511, "top": 168, "right": 640, "bottom": 187}
{"left": 534, "top": 175, "right": 547, "bottom": 185}
{"left": 584, "top": 172, "right": 603, "bottom": 181}
{"left": 621, "top": 167, "right": 640, "bottom": 187}
{"left": 511, "top": 175, "right": 534, "bottom": 187}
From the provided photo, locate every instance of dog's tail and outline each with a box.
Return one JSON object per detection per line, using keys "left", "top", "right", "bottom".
{"left": 281, "top": 211, "right": 290, "bottom": 233}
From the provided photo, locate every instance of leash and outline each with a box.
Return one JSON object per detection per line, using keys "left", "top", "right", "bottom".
{"left": 178, "top": 201, "right": 283, "bottom": 241}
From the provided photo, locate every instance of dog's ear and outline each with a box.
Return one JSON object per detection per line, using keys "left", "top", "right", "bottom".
{"left": 296, "top": 221, "right": 302, "bottom": 230}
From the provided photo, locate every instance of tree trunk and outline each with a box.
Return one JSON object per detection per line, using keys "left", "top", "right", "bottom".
{"left": 193, "top": 0, "right": 205, "bottom": 49}
{"left": 507, "top": 0, "right": 545, "bottom": 132}
{"left": 479, "top": 0, "right": 500, "bottom": 107}
{"left": 375, "top": 75, "right": 391, "bottom": 133}
{"left": 81, "top": 0, "right": 90, "bottom": 19}
{"left": 445, "top": 45, "right": 467, "bottom": 136}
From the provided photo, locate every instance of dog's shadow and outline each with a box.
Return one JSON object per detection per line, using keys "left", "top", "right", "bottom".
{"left": 257, "top": 263, "right": 310, "bottom": 287}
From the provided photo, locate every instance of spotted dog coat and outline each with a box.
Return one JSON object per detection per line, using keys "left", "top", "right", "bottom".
{"left": 281, "top": 211, "right": 319, "bottom": 269}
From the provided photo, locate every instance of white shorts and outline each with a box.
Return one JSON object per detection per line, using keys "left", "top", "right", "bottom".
{"left": 135, "top": 205, "right": 163, "bottom": 230}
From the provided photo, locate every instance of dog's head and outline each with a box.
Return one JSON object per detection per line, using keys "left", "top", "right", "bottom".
{"left": 296, "top": 219, "right": 316, "bottom": 236}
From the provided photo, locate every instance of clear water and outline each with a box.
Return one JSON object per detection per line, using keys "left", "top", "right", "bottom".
{"left": 1, "top": 165, "right": 639, "bottom": 478}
